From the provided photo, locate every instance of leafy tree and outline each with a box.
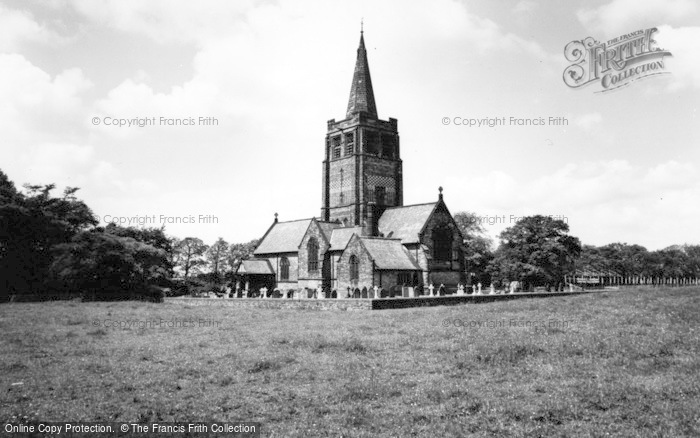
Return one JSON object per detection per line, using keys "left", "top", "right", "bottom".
{"left": 597, "top": 243, "right": 650, "bottom": 277}
{"left": 488, "top": 215, "right": 581, "bottom": 290}
{"left": 0, "top": 170, "right": 97, "bottom": 298}
{"left": 453, "top": 211, "right": 494, "bottom": 285}
{"left": 226, "top": 239, "right": 259, "bottom": 280}
{"left": 50, "top": 230, "right": 169, "bottom": 300}
{"left": 102, "top": 223, "right": 174, "bottom": 277}
{"left": 174, "top": 237, "right": 208, "bottom": 280}
{"left": 205, "top": 237, "right": 229, "bottom": 284}
{"left": 167, "top": 236, "right": 181, "bottom": 278}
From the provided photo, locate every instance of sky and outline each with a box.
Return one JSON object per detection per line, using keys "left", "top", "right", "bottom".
{"left": 1, "top": 0, "right": 698, "bottom": 250}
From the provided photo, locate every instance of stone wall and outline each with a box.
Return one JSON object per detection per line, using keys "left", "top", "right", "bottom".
{"left": 337, "top": 234, "right": 375, "bottom": 294}
{"left": 370, "top": 290, "right": 598, "bottom": 310}
{"left": 168, "top": 290, "right": 600, "bottom": 312}
{"left": 297, "top": 220, "right": 329, "bottom": 290}
{"left": 169, "top": 297, "right": 372, "bottom": 311}
{"left": 418, "top": 202, "right": 466, "bottom": 285}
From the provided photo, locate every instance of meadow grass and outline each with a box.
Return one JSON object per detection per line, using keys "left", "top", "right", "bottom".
{"left": 1, "top": 287, "right": 699, "bottom": 437}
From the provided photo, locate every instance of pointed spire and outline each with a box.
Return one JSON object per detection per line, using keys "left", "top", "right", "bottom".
{"left": 346, "top": 26, "right": 377, "bottom": 119}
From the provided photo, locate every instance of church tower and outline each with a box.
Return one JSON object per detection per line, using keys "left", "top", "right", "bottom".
{"left": 321, "top": 30, "right": 403, "bottom": 228}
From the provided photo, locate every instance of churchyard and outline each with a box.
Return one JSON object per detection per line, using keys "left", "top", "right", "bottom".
{"left": 1, "top": 286, "right": 698, "bottom": 437}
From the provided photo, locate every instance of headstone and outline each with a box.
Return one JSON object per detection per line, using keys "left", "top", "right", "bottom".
{"left": 489, "top": 284, "right": 495, "bottom": 295}
{"left": 477, "top": 282, "right": 482, "bottom": 294}
{"left": 428, "top": 283, "right": 435, "bottom": 297}
{"left": 373, "top": 285, "right": 378, "bottom": 299}
{"left": 457, "top": 283, "right": 464, "bottom": 295}
{"left": 260, "top": 287, "right": 268, "bottom": 298}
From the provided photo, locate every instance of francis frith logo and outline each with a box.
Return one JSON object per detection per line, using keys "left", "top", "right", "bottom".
{"left": 563, "top": 27, "right": 672, "bottom": 92}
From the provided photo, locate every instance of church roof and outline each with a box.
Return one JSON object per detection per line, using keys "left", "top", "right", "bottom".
{"left": 237, "top": 259, "right": 274, "bottom": 275}
{"left": 317, "top": 221, "right": 342, "bottom": 242}
{"left": 377, "top": 202, "right": 438, "bottom": 244}
{"left": 253, "top": 218, "right": 312, "bottom": 255}
{"left": 359, "top": 237, "right": 421, "bottom": 270}
{"left": 346, "top": 31, "right": 377, "bottom": 118}
{"left": 329, "top": 226, "right": 364, "bottom": 251}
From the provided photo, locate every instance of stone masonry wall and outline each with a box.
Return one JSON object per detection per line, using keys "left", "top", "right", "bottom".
{"left": 420, "top": 203, "right": 465, "bottom": 282}
{"left": 337, "top": 234, "right": 374, "bottom": 296}
{"left": 297, "top": 221, "right": 330, "bottom": 290}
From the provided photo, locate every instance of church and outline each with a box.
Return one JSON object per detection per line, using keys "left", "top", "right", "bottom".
{"left": 236, "top": 30, "right": 466, "bottom": 298}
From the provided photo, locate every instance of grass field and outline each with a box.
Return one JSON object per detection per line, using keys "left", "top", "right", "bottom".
{"left": 1, "top": 287, "right": 699, "bottom": 437}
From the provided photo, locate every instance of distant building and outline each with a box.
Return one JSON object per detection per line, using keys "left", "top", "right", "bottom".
{"left": 237, "top": 30, "right": 466, "bottom": 297}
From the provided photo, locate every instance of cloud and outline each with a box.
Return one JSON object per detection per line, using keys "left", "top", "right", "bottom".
{"left": 68, "top": 0, "right": 255, "bottom": 44}
{"left": 577, "top": 0, "right": 698, "bottom": 35}
{"left": 575, "top": 0, "right": 700, "bottom": 90}
{"left": 574, "top": 113, "right": 603, "bottom": 130}
{"left": 655, "top": 26, "right": 700, "bottom": 90}
{"left": 447, "top": 160, "right": 700, "bottom": 250}
{"left": 0, "top": 4, "right": 58, "bottom": 52}
{"left": 513, "top": 1, "right": 538, "bottom": 15}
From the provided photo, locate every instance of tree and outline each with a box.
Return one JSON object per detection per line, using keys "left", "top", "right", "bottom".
{"left": 488, "top": 215, "right": 581, "bottom": 290}
{"left": 50, "top": 230, "right": 169, "bottom": 300}
{"left": 167, "top": 236, "right": 182, "bottom": 278}
{"left": 0, "top": 170, "right": 97, "bottom": 299}
{"left": 102, "top": 223, "right": 174, "bottom": 277}
{"left": 174, "top": 237, "right": 208, "bottom": 280}
{"left": 226, "top": 239, "right": 259, "bottom": 280}
{"left": 453, "top": 211, "right": 494, "bottom": 285}
{"left": 205, "top": 237, "right": 229, "bottom": 284}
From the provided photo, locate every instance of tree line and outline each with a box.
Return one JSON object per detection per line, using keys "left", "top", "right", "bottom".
{"left": 454, "top": 211, "right": 700, "bottom": 290}
{"left": 2, "top": 170, "right": 699, "bottom": 301}
{"left": 0, "top": 170, "right": 255, "bottom": 301}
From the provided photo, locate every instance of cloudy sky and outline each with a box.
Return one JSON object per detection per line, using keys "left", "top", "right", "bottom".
{"left": 1, "top": 0, "right": 698, "bottom": 250}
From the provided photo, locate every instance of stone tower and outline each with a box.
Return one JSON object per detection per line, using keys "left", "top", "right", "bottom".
{"left": 321, "top": 30, "right": 403, "bottom": 228}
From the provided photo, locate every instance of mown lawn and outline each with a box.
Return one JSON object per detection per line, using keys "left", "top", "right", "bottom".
{"left": 1, "top": 287, "right": 699, "bottom": 437}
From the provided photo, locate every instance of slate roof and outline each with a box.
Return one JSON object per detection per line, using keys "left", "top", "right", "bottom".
{"left": 360, "top": 237, "right": 421, "bottom": 270}
{"left": 329, "top": 226, "right": 364, "bottom": 251}
{"left": 377, "top": 202, "right": 437, "bottom": 244}
{"left": 318, "top": 221, "right": 342, "bottom": 242}
{"left": 237, "top": 259, "right": 274, "bottom": 275}
{"left": 346, "top": 32, "right": 377, "bottom": 118}
{"left": 253, "top": 219, "right": 312, "bottom": 255}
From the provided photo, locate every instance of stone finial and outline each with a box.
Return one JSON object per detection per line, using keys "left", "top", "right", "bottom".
{"left": 274, "top": 212, "right": 278, "bottom": 223}
{"left": 438, "top": 186, "right": 443, "bottom": 200}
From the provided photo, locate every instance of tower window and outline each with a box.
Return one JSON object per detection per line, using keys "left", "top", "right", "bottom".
{"left": 381, "top": 134, "right": 395, "bottom": 158}
{"left": 364, "top": 131, "right": 378, "bottom": 155}
{"left": 350, "top": 255, "right": 359, "bottom": 281}
{"left": 332, "top": 136, "right": 341, "bottom": 159}
{"left": 345, "top": 133, "right": 354, "bottom": 155}
{"left": 280, "top": 257, "right": 290, "bottom": 280}
{"left": 433, "top": 226, "right": 452, "bottom": 262}
{"left": 307, "top": 237, "right": 319, "bottom": 272}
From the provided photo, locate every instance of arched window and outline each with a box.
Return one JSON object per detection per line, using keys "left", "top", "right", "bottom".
{"left": 280, "top": 257, "right": 289, "bottom": 280}
{"left": 307, "top": 238, "right": 319, "bottom": 272}
{"left": 350, "top": 255, "right": 359, "bottom": 281}
{"left": 433, "top": 226, "right": 452, "bottom": 262}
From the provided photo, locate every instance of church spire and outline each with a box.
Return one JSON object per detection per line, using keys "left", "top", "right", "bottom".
{"left": 346, "top": 27, "right": 377, "bottom": 119}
